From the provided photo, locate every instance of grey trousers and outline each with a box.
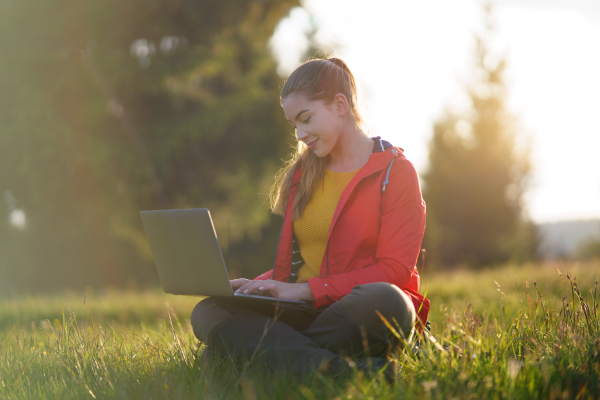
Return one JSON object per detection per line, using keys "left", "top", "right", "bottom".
{"left": 190, "top": 282, "right": 416, "bottom": 374}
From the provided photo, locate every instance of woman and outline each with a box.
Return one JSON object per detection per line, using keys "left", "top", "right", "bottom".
{"left": 191, "top": 57, "right": 429, "bottom": 378}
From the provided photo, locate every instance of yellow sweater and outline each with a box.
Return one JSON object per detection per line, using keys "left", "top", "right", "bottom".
{"left": 293, "top": 168, "right": 359, "bottom": 283}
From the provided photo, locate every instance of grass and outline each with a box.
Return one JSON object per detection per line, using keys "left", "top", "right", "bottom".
{"left": 0, "top": 259, "right": 598, "bottom": 399}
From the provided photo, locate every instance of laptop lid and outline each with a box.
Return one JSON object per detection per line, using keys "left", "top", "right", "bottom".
{"left": 140, "top": 208, "right": 235, "bottom": 297}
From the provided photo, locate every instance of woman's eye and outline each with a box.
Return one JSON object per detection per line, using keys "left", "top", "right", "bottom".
{"left": 302, "top": 116, "right": 311, "bottom": 123}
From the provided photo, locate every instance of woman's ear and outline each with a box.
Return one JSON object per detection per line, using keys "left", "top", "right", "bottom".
{"left": 333, "top": 93, "right": 349, "bottom": 116}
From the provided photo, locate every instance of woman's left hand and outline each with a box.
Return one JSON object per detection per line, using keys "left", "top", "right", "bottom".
{"left": 235, "top": 279, "right": 315, "bottom": 302}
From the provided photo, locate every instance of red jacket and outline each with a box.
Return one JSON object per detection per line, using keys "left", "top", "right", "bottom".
{"left": 254, "top": 138, "right": 430, "bottom": 327}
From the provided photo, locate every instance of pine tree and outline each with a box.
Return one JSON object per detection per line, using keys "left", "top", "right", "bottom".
{"left": 422, "top": 4, "right": 534, "bottom": 268}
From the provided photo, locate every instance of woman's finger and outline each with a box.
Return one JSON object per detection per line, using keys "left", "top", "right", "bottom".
{"left": 245, "top": 282, "right": 267, "bottom": 294}
{"left": 236, "top": 280, "right": 267, "bottom": 294}
{"left": 257, "top": 283, "right": 279, "bottom": 298}
{"left": 234, "top": 281, "right": 252, "bottom": 293}
{"left": 243, "top": 281, "right": 279, "bottom": 298}
{"left": 230, "top": 278, "right": 250, "bottom": 289}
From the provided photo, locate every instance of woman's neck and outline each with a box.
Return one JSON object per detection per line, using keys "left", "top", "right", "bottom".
{"left": 326, "top": 125, "right": 374, "bottom": 173}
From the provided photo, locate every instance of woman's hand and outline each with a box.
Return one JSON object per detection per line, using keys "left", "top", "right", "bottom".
{"left": 230, "top": 278, "right": 252, "bottom": 291}
{"left": 231, "top": 279, "right": 315, "bottom": 302}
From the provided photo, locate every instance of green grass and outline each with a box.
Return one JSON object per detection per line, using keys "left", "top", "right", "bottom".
{"left": 0, "top": 260, "right": 598, "bottom": 399}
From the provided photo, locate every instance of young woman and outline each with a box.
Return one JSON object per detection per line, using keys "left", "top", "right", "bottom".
{"left": 191, "top": 57, "right": 429, "bottom": 378}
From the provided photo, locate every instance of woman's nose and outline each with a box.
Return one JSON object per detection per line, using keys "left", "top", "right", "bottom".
{"left": 296, "top": 129, "right": 308, "bottom": 142}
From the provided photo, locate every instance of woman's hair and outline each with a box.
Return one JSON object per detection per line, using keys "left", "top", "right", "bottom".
{"left": 269, "top": 57, "right": 364, "bottom": 219}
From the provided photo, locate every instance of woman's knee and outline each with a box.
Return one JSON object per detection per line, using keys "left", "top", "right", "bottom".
{"left": 340, "top": 282, "right": 416, "bottom": 338}
{"left": 190, "top": 298, "right": 232, "bottom": 343}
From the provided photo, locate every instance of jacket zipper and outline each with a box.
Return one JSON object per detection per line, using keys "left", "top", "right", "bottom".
{"left": 326, "top": 239, "right": 331, "bottom": 275}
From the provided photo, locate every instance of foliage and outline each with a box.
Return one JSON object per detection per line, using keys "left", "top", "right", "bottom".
{"left": 422, "top": 4, "right": 534, "bottom": 268}
{"left": 0, "top": 260, "right": 598, "bottom": 399}
{"left": 0, "top": 0, "right": 299, "bottom": 292}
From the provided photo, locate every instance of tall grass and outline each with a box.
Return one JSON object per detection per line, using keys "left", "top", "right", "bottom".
{"left": 0, "top": 260, "right": 598, "bottom": 399}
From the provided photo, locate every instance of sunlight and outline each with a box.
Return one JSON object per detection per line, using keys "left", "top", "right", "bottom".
{"left": 271, "top": 0, "right": 600, "bottom": 223}
{"left": 9, "top": 209, "right": 26, "bottom": 230}
{"left": 270, "top": 7, "right": 313, "bottom": 76}
{"left": 497, "top": 6, "right": 600, "bottom": 221}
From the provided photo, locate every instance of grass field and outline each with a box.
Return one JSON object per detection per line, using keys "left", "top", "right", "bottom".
{"left": 0, "top": 260, "right": 598, "bottom": 399}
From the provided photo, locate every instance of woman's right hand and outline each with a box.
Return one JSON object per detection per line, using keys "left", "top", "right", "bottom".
{"left": 231, "top": 278, "right": 270, "bottom": 296}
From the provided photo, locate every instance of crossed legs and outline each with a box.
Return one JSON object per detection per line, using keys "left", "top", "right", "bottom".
{"left": 190, "top": 282, "right": 416, "bottom": 374}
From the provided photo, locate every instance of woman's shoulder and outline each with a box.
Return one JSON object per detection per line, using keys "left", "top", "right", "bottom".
{"left": 387, "top": 147, "right": 416, "bottom": 173}
{"left": 385, "top": 149, "right": 421, "bottom": 191}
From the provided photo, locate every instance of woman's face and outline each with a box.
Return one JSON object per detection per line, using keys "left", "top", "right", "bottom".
{"left": 281, "top": 92, "right": 344, "bottom": 158}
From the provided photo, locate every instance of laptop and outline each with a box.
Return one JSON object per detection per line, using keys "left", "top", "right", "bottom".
{"left": 140, "top": 208, "right": 307, "bottom": 304}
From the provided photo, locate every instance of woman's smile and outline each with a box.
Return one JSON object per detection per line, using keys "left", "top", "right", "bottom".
{"left": 306, "top": 139, "right": 318, "bottom": 149}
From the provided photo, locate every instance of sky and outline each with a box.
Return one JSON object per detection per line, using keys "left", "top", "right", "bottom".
{"left": 270, "top": 0, "right": 600, "bottom": 224}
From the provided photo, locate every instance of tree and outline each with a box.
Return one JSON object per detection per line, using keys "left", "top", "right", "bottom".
{"left": 422, "top": 4, "right": 534, "bottom": 268}
{"left": 0, "top": 0, "right": 299, "bottom": 292}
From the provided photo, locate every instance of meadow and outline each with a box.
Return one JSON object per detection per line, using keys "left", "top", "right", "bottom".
{"left": 0, "top": 260, "right": 598, "bottom": 399}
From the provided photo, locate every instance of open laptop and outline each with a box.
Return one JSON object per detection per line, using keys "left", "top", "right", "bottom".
{"left": 140, "top": 208, "right": 307, "bottom": 304}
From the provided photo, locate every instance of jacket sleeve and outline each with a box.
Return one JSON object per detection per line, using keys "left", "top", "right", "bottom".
{"left": 306, "top": 158, "right": 426, "bottom": 308}
{"left": 254, "top": 270, "right": 273, "bottom": 281}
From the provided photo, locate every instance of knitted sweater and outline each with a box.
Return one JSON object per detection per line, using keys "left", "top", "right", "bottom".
{"left": 293, "top": 168, "right": 360, "bottom": 282}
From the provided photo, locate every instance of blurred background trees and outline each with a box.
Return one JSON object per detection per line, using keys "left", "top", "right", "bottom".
{"left": 422, "top": 4, "right": 536, "bottom": 268}
{"left": 0, "top": 0, "right": 551, "bottom": 293}
{"left": 0, "top": 0, "right": 299, "bottom": 293}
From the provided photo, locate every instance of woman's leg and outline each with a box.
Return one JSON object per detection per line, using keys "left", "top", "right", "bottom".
{"left": 191, "top": 297, "right": 232, "bottom": 344}
{"left": 189, "top": 283, "right": 415, "bottom": 374}
{"left": 190, "top": 297, "right": 350, "bottom": 375}
{"left": 300, "top": 282, "right": 416, "bottom": 359}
